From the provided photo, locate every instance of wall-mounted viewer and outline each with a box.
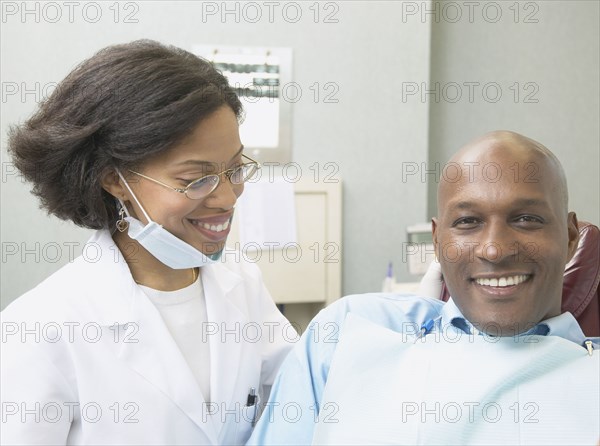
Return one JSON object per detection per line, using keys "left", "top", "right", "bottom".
{"left": 193, "top": 45, "right": 293, "bottom": 164}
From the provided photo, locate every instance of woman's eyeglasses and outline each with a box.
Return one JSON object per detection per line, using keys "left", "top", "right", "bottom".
{"left": 128, "top": 154, "right": 260, "bottom": 200}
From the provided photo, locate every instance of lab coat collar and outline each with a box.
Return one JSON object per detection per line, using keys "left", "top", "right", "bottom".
{"left": 441, "top": 297, "right": 589, "bottom": 346}
{"left": 80, "top": 231, "right": 246, "bottom": 323}
{"left": 75, "top": 229, "right": 139, "bottom": 326}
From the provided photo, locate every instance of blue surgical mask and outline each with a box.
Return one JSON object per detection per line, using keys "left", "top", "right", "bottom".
{"left": 116, "top": 170, "right": 222, "bottom": 269}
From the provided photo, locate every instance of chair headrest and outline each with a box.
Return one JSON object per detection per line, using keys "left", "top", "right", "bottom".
{"left": 561, "top": 221, "right": 600, "bottom": 317}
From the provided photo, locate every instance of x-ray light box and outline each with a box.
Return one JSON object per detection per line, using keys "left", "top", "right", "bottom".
{"left": 193, "top": 45, "right": 293, "bottom": 164}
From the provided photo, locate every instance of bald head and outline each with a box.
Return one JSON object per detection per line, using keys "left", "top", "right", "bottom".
{"left": 437, "top": 131, "right": 569, "bottom": 216}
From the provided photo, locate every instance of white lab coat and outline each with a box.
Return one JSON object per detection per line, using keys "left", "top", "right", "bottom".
{"left": 1, "top": 230, "right": 295, "bottom": 445}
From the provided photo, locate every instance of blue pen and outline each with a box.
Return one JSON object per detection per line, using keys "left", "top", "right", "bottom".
{"left": 414, "top": 319, "right": 435, "bottom": 343}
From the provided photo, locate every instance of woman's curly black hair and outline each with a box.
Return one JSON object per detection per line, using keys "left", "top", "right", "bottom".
{"left": 8, "top": 39, "right": 243, "bottom": 229}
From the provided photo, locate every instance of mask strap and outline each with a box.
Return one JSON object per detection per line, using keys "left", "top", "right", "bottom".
{"left": 116, "top": 169, "right": 153, "bottom": 224}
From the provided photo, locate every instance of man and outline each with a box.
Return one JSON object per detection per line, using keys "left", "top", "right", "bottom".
{"left": 248, "top": 131, "right": 599, "bottom": 445}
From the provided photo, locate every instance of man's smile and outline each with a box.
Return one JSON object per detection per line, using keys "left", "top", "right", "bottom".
{"left": 472, "top": 274, "right": 531, "bottom": 287}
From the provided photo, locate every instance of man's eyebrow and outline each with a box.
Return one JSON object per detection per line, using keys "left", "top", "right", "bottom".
{"left": 448, "top": 198, "right": 549, "bottom": 210}
{"left": 174, "top": 145, "right": 244, "bottom": 167}
{"left": 511, "top": 198, "right": 550, "bottom": 207}
{"left": 448, "top": 201, "right": 476, "bottom": 210}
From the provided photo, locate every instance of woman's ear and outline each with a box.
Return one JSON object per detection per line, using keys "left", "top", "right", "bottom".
{"left": 100, "top": 168, "right": 126, "bottom": 200}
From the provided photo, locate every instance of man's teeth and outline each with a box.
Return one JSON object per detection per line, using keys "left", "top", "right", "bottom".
{"left": 192, "top": 220, "right": 230, "bottom": 232}
{"left": 475, "top": 275, "right": 529, "bottom": 287}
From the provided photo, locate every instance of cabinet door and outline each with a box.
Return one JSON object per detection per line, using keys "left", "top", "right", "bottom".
{"left": 227, "top": 180, "right": 341, "bottom": 305}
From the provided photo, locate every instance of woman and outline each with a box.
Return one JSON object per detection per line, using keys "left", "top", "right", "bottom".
{"left": 1, "top": 40, "right": 294, "bottom": 445}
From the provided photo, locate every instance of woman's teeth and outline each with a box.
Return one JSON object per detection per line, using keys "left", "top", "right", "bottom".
{"left": 191, "top": 219, "right": 230, "bottom": 232}
{"left": 204, "top": 220, "right": 229, "bottom": 232}
{"left": 475, "top": 275, "right": 529, "bottom": 287}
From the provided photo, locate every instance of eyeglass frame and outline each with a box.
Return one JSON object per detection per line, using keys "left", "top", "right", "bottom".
{"left": 127, "top": 154, "right": 261, "bottom": 200}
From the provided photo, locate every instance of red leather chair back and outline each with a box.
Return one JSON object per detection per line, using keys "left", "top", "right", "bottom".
{"left": 440, "top": 221, "right": 600, "bottom": 337}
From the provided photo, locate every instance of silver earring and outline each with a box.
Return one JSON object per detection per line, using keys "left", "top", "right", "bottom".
{"left": 116, "top": 204, "right": 128, "bottom": 232}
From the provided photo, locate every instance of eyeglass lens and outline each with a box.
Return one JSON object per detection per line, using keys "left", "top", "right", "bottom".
{"left": 186, "top": 163, "right": 258, "bottom": 199}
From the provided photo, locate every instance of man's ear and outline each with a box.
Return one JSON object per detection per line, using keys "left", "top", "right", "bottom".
{"left": 566, "top": 212, "right": 579, "bottom": 262}
{"left": 431, "top": 217, "right": 439, "bottom": 259}
{"left": 100, "top": 168, "right": 126, "bottom": 200}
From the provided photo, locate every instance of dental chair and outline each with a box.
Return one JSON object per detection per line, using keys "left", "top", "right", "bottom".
{"left": 434, "top": 221, "right": 600, "bottom": 337}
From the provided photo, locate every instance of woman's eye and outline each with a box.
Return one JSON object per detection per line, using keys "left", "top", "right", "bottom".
{"left": 178, "top": 178, "right": 197, "bottom": 185}
{"left": 226, "top": 163, "right": 243, "bottom": 174}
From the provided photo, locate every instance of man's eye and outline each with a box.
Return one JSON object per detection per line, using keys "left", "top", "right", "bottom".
{"left": 453, "top": 217, "right": 480, "bottom": 228}
{"left": 515, "top": 215, "right": 544, "bottom": 225}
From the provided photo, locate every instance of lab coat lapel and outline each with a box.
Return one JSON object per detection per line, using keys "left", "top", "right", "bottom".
{"left": 85, "top": 231, "right": 219, "bottom": 442}
{"left": 202, "top": 263, "right": 245, "bottom": 418}
{"left": 116, "top": 287, "right": 220, "bottom": 443}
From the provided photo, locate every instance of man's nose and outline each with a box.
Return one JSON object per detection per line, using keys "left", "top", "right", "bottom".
{"left": 474, "top": 221, "right": 518, "bottom": 264}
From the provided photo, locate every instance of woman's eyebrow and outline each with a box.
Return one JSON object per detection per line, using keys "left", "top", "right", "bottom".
{"left": 174, "top": 145, "right": 244, "bottom": 167}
